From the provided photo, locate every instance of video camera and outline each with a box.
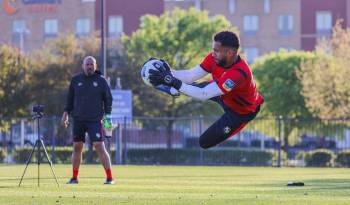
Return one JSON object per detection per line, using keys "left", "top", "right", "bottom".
{"left": 32, "top": 105, "right": 44, "bottom": 113}
{"left": 32, "top": 105, "right": 44, "bottom": 119}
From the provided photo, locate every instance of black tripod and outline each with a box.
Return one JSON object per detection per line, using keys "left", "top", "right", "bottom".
{"left": 18, "top": 112, "right": 59, "bottom": 187}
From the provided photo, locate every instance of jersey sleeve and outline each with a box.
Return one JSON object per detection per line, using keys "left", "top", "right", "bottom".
{"left": 216, "top": 69, "right": 245, "bottom": 94}
{"left": 199, "top": 53, "right": 214, "bottom": 73}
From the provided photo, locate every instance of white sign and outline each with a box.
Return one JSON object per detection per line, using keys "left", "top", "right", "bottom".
{"left": 111, "top": 89, "right": 132, "bottom": 123}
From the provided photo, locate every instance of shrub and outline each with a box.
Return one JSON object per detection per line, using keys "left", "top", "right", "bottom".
{"left": 335, "top": 150, "right": 350, "bottom": 167}
{"left": 303, "top": 149, "right": 334, "bottom": 167}
{"left": 126, "top": 148, "right": 273, "bottom": 166}
{"left": 0, "top": 148, "right": 6, "bottom": 162}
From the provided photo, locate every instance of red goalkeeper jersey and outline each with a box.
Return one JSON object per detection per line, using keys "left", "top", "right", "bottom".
{"left": 200, "top": 53, "right": 264, "bottom": 114}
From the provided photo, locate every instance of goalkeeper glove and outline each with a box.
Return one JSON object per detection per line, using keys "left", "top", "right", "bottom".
{"left": 149, "top": 60, "right": 182, "bottom": 90}
{"left": 103, "top": 114, "right": 112, "bottom": 129}
{"left": 155, "top": 85, "right": 180, "bottom": 97}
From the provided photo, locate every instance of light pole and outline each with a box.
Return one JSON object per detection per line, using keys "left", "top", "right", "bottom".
{"left": 100, "top": 0, "right": 107, "bottom": 77}
{"left": 15, "top": 28, "right": 30, "bottom": 55}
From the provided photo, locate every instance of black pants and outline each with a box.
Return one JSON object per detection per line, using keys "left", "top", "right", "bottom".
{"left": 192, "top": 82, "right": 260, "bottom": 149}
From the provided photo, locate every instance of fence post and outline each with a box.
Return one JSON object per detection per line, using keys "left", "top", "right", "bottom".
{"left": 115, "top": 125, "right": 122, "bottom": 165}
{"left": 122, "top": 116, "right": 127, "bottom": 164}
{"left": 277, "top": 115, "right": 282, "bottom": 167}
{"left": 51, "top": 116, "right": 56, "bottom": 163}
{"left": 199, "top": 115, "right": 203, "bottom": 165}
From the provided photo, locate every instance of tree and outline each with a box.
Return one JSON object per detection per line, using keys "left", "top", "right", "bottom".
{"left": 118, "top": 8, "right": 233, "bottom": 148}
{"left": 0, "top": 45, "right": 32, "bottom": 131}
{"left": 252, "top": 50, "right": 317, "bottom": 153}
{"left": 298, "top": 20, "right": 350, "bottom": 119}
{"left": 31, "top": 34, "right": 100, "bottom": 116}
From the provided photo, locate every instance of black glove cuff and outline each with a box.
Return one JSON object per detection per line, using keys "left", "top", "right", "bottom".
{"left": 172, "top": 78, "right": 182, "bottom": 90}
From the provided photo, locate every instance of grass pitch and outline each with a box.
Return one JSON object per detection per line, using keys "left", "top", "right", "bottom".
{"left": 0, "top": 164, "right": 349, "bottom": 205}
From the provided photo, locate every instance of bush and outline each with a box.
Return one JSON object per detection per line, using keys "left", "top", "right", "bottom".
{"left": 303, "top": 149, "right": 334, "bottom": 167}
{"left": 13, "top": 146, "right": 101, "bottom": 164}
{"left": 126, "top": 148, "right": 274, "bottom": 166}
{"left": 0, "top": 148, "right": 6, "bottom": 162}
{"left": 13, "top": 147, "right": 274, "bottom": 166}
{"left": 335, "top": 150, "right": 350, "bottom": 167}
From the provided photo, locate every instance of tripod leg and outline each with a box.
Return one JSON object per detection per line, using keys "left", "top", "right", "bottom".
{"left": 40, "top": 140, "right": 60, "bottom": 187}
{"left": 18, "top": 140, "right": 39, "bottom": 187}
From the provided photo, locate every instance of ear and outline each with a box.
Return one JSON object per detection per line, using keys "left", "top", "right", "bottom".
{"left": 227, "top": 48, "right": 236, "bottom": 57}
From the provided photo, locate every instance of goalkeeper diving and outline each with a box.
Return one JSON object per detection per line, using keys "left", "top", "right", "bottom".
{"left": 144, "top": 31, "right": 264, "bottom": 149}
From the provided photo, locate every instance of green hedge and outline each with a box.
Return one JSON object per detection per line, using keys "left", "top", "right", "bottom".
{"left": 13, "top": 146, "right": 102, "bottom": 164}
{"left": 0, "top": 148, "right": 6, "bottom": 163}
{"left": 126, "top": 148, "right": 274, "bottom": 166}
{"left": 13, "top": 147, "right": 274, "bottom": 166}
{"left": 303, "top": 149, "right": 335, "bottom": 167}
{"left": 335, "top": 150, "right": 350, "bottom": 167}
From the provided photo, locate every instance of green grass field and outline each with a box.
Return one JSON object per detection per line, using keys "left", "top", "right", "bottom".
{"left": 0, "top": 164, "right": 349, "bottom": 205}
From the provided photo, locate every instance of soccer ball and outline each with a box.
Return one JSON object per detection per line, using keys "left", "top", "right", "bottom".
{"left": 141, "top": 59, "right": 163, "bottom": 86}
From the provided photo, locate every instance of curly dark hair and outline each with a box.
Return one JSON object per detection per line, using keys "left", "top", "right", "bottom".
{"left": 214, "top": 31, "right": 240, "bottom": 49}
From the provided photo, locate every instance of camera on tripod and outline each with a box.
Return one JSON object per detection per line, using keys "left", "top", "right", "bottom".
{"left": 33, "top": 105, "right": 44, "bottom": 113}
{"left": 32, "top": 105, "right": 44, "bottom": 119}
{"left": 19, "top": 103, "right": 59, "bottom": 187}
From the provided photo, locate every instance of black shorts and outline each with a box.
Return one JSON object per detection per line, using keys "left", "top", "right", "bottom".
{"left": 199, "top": 96, "right": 260, "bottom": 149}
{"left": 73, "top": 120, "right": 104, "bottom": 143}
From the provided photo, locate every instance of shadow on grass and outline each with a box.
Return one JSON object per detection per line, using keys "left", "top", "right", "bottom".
{"left": 256, "top": 178, "right": 350, "bottom": 190}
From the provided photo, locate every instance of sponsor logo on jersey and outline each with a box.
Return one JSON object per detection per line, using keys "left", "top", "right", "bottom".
{"left": 222, "top": 79, "right": 235, "bottom": 92}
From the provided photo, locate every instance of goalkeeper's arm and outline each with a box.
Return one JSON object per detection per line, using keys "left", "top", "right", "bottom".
{"left": 172, "top": 65, "right": 208, "bottom": 84}
{"left": 179, "top": 82, "right": 223, "bottom": 101}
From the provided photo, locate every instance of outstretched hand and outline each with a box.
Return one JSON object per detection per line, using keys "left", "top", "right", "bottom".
{"left": 149, "top": 60, "right": 182, "bottom": 90}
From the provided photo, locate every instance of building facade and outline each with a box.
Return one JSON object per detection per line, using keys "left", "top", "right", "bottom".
{"left": 95, "top": 0, "right": 164, "bottom": 37}
{"left": 0, "top": 0, "right": 95, "bottom": 52}
{"left": 0, "top": 0, "right": 164, "bottom": 53}
{"left": 165, "top": 0, "right": 350, "bottom": 63}
{"left": 301, "top": 0, "right": 347, "bottom": 51}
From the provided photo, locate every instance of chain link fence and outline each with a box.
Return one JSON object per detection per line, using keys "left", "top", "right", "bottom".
{"left": 1, "top": 116, "right": 350, "bottom": 167}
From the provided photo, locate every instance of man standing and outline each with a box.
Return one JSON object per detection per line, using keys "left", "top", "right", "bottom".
{"left": 149, "top": 31, "right": 264, "bottom": 149}
{"left": 61, "top": 56, "right": 114, "bottom": 184}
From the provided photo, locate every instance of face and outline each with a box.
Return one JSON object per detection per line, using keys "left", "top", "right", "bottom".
{"left": 211, "top": 41, "right": 236, "bottom": 67}
{"left": 82, "top": 58, "right": 96, "bottom": 76}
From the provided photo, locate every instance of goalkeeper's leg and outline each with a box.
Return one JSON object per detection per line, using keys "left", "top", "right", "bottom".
{"left": 199, "top": 106, "right": 260, "bottom": 149}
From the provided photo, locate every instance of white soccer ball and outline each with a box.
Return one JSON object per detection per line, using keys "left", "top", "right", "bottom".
{"left": 141, "top": 59, "right": 163, "bottom": 86}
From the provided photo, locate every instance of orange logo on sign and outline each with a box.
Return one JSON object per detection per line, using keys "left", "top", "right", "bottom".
{"left": 3, "top": 0, "right": 18, "bottom": 15}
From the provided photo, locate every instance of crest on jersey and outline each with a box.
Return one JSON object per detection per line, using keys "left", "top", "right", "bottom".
{"left": 224, "top": 126, "right": 231, "bottom": 134}
{"left": 93, "top": 82, "right": 98, "bottom": 87}
{"left": 222, "top": 79, "right": 235, "bottom": 92}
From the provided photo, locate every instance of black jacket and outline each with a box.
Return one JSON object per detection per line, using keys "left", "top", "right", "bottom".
{"left": 64, "top": 71, "right": 113, "bottom": 121}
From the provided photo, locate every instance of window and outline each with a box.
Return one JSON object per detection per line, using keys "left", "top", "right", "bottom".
{"left": 76, "top": 18, "right": 90, "bottom": 36}
{"left": 278, "top": 15, "right": 293, "bottom": 35}
{"left": 12, "top": 20, "right": 26, "bottom": 34}
{"left": 316, "top": 11, "right": 332, "bottom": 35}
{"left": 108, "top": 16, "right": 123, "bottom": 37}
{"left": 243, "top": 15, "right": 258, "bottom": 35}
{"left": 243, "top": 47, "right": 259, "bottom": 64}
{"left": 44, "top": 19, "right": 58, "bottom": 37}
{"left": 228, "top": 0, "right": 235, "bottom": 14}
{"left": 12, "top": 20, "right": 29, "bottom": 48}
{"left": 194, "top": 0, "right": 201, "bottom": 10}
{"left": 264, "top": 0, "right": 270, "bottom": 14}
